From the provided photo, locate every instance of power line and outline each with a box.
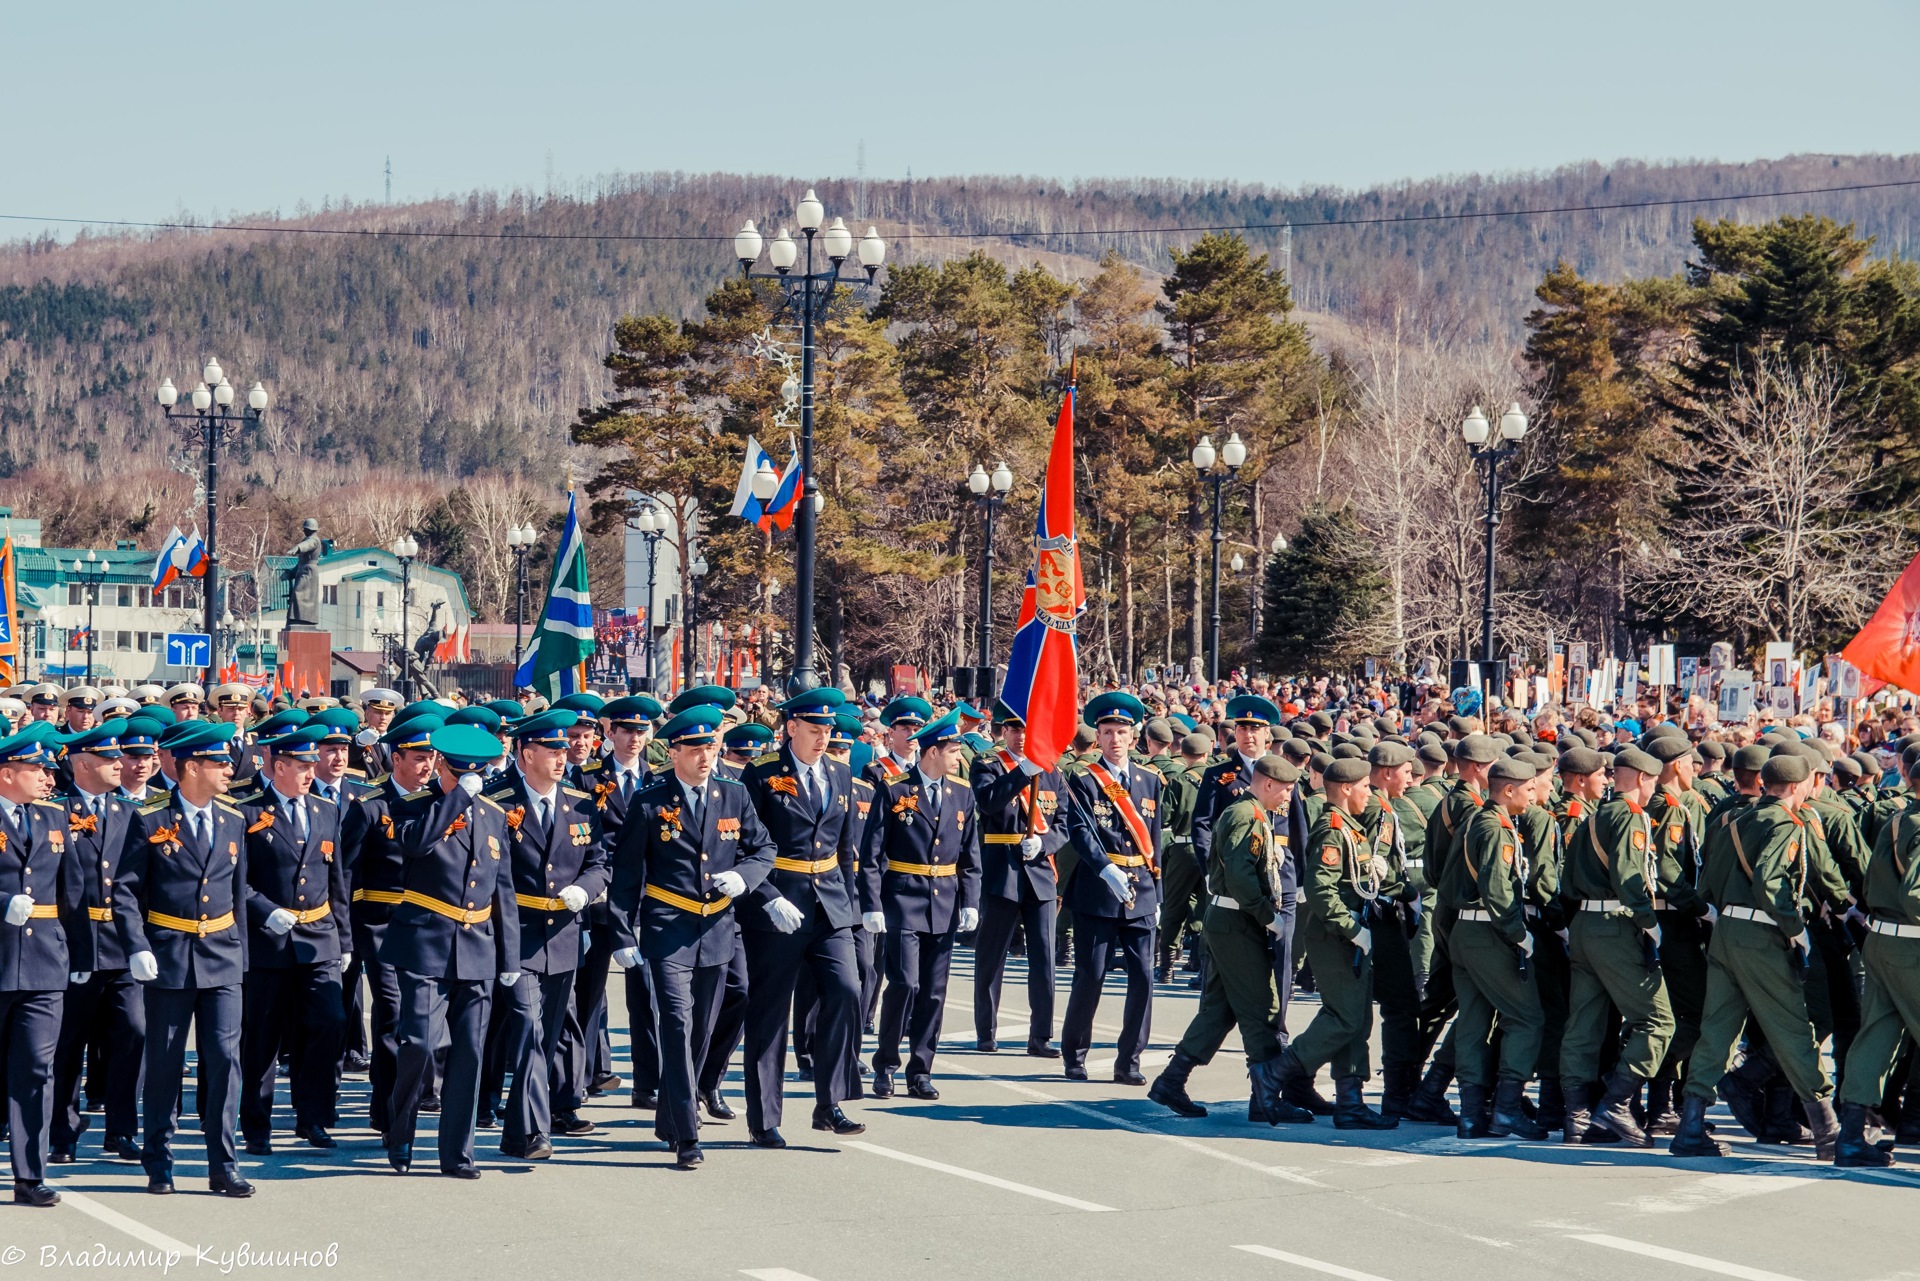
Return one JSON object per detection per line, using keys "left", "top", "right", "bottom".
{"left": 2, "top": 175, "right": 1918, "bottom": 246}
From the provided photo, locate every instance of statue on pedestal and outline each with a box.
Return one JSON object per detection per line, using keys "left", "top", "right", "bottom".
{"left": 285, "top": 518, "right": 323, "bottom": 627}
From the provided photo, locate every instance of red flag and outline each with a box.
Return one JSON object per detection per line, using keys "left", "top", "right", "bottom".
{"left": 1842, "top": 550, "right": 1920, "bottom": 693}
{"left": 998, "top": 381, "right": 1082, "bottom": 768}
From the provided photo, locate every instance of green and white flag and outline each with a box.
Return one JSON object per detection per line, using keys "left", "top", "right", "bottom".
{"left": 514, "top": 488, "right": 594, "bottom": 696}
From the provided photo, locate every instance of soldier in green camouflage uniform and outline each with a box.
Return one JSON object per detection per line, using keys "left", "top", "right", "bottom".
{"left": 1150, "top": 722, "right": 1205, "bottom": 982}
{"left": 1363, "top": 742, "right": 1428, "bottom": 1118}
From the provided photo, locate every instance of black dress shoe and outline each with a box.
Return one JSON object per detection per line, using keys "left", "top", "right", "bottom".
{"left": 419, "top": 1097, "right": 441, "bottom": 1114}
{"left": 147, "top": 1176, "right": 175, "bottom": 1195}
{"left": 244, "top": 1137, "right": 272, "bottom": 1156}
{"left": 700, "top": 1090, "right": 735, "bottom": 1121}
{"left": 750, "top": 1128, "right": 787, "bottom": 1149}
{"left": 871, "top": 1071, "right": 895, "bottom": 1099}
{"left": 795, "top": 1055, "right": 814, "bottom": 1075}
{"left": 553, "top": 1112, "right": 597, "bottom": 1137}
{"left": 300, "top": 1124, "right": 337, "bottom": 1150}
{"left": 343, "top": 1052, "right": 372, "bottom": 1074}
{"left": 674, "top": 1141, "right": 703, "bottom": 1169}
{"left": 48, "top": 1148, "right": 75, "bottom": 1164}
{"left": 1114, "top": 1070, "right": 1147, "bottom": 1087}
{"left": 106, "top": 1134, "right": 142, "bottom": 1162}
{"left": 502, "top": 1136, "right": 553, "bottom": 1160}
{"left": 210, "top": 1176, "right": 256, "bottom": 1198}
{"left": 14, "top": 1181, "right": 58, "bottom": 1208}
{"left": 388, "top": 1143, "right": 412, "bottom": 1173}
{"left": 1064, "top": 1064, "right": 1089, "bottom": 1081}
{"left": 1027, "top": 1042, "right": 1061, "bottom": 1059}
{"left": 812, "top": 1105, "right": 866, "bottom": 1136}
{"left": 589, "top": 1071, "right": 621, "bottom": 1095}
{"left": 907, "top": 1078, "right": 940, "bottom": 1101}
{"left": 476, "top": 1110, "right": 498, "bottom": 1129}
{"left": 630, "top": 1090, "right": 659, "bottom": 1110}
{"left": 977, "top": 1038, "right": 999, "bottom": 1053}
{"left": 441, "top": 1164, "right": 482, "bottom": 1180}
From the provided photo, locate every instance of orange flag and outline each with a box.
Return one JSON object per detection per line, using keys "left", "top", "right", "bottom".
{"left": 1841, "top": 549, "right": 1920, "bottom": 692}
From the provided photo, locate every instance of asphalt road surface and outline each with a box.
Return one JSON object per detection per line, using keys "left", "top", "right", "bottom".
{"left": 10, "top": 952, "right": 1912, "bottom": 1281}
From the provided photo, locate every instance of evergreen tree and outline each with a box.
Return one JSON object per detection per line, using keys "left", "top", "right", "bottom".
{"left": 1258, "top": 503, "right": 1389, "bottom": 674}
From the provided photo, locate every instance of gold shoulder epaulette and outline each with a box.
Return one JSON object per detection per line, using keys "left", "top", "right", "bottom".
{"left": 140, "top": 794, "right": 171, "bottom": 813}
{"left": 368, "top": 772, "right": 391, "bottom": 787}
{"left": 1140, "top": 763, "right": 1163, "bottom": 780}
{"left": 309, "top": 791, "right": 338, "bottom": 806}
{"left": 753, "top": 751, "right": 781, "bottom": 766}
{"left": 214, "top": 799, "right": 243, "bottom": 816}
{"left": 475, "top": 794, "right": 504, "bottom": 812}
{"left": 562, "top": 786, "right": 591, "bottom": 799}
{"left": 852, "top": 777, "right": 873, "bottom": 795}
{"left": 228, "top": 790, "right": 262, "bottom": 807}
{"left": 578, "top": 758, "right": 604, "bottom": 772}
{"left": 484, "top": 788, "right": 515, "bottom": 802}
{"left": 403, "top": 787, "right": 433, "bottom": 802}
{"left": 344, "top": 767, "right": 367, "bottom": 779}
{"left": 31, "top": 799, "right": 63, "bottom": 810}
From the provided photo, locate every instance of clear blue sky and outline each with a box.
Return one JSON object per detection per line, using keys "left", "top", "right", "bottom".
{"left": 6, "top": 0, "right": 1916, "bottom": 239}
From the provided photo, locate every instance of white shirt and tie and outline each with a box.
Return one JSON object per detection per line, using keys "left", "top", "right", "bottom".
{"left": 611, "top": 759, "right": 645, "bottom": 801}
{"left": 527, "top": 784, "right": 559, "bottom": 835}
{"left": 267, "top": 786, "right": 310, "bottom": 843}
{"left": 178, "top": 795, "right": 217, "bottom": 851}
{"left": 795, "top": 756, "right": 831, "bottom": 817}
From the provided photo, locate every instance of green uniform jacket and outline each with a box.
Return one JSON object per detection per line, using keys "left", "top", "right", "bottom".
{"left": 1426, "top": 780, "right": 1487, "bottom": 914}
{"left": 1702, "top": 797, "right": 1809, "bottom": 932}
{"left": 1304, "top": 807, "right": 1391, "bottom": 942}
{"left": 1208, "top": 796, "right": 1284, "bottom": 927}
{"left": 1454, "top": 807, "right": 1529, "bottom": 944}
{"left": 1518, "top": 802, "right": 1564, "bottom": 921}
{"left": 1365, "top": 792, "right": 1429, "bottom": 893}
{"left": 1864, "top": 810, "right": 1920, "bottom": 925}
{"left": 1646, "top": 786, "right": 1709, "bottom": 916}
{"left": 1806, "top": 791, "right": 1869, "bottom": 902}
{"left": 1562, "top": 797, "right": 1659, "bottom": 931}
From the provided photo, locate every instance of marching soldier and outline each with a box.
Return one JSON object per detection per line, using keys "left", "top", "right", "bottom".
{"left": 608, "top": 705, "right": 775, "bottom": 1169}
{"left": 383, "top": 726, "right": 520, "bottom": 1178}
{"left": 861, "top": 711, "right": 982, "bottom": 1100}
{"left": 721, "top": 721, "right": 775, "bottom": 775}
{"left": 865, "top": 697, "right": 930, "bottom": 790}
{"left": 969, "top": 702, "right": 1068, "bottom": 1058}
{"left": 118, "top": 719, "right": 254, "bottom": 1197}
{"left": 342, "top": 711, "right": 445, "bottom": 1140}
{"left": 1642, "top": 731, "right": 1714, "bottom": 1133}
{"left": 1361, "top": 742, "right": 1429, "bottom": 1120}
{"left": 1150, "top": 754, "right": 1308, "bottom": 1123}
{"left": 1672, "top": 751, "right": 1838, "bottom": 1160}
{"left": 50, "top": 721, "right": 144, "bottom": 1166}
{"left": 235, "top": 723, "right": 351, "bottom": 1153}
{"left": 350, "top": 688, "right": 404, "bottom": 778}
{"left": 61, "top": 687, "right": 101, "bottom": 733}
{"left": 0, "top": 722, "right": 92, "bottom": 1207}
{"left": 486, "top": 709, "right": 609, "bottom": 1158}
{"left": 211, "top": 684, "right": 257, "bottom": 784}
{"left": 738, "top": 688, "right": 866, "bottom": 1146}
{"left": 1557, "top": 745, "right": 1675, "bottom": 1147}
{"left": 1150, "top": 719, "right": 1204, "bottom": 983}
{"left": 1059, "top": 693, "right": 1163, "bottom": 1086}
{"left": 1447, "top": 757, "right": 1550, "bottom": 1140}
{"left": 1277, "top": 757, "right": 1399, "bottom": 1128}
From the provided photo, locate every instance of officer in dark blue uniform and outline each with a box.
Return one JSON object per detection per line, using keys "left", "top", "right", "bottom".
{"left": 721, "top": 720, "right": 775, "bottom": 776}
{"left": 864, "top": 697, "right": 930, "bottom": 791}
{"left": 382, "top": 725, "right": 520, "bottom": 1179}
{"left": 0, "top": 722, "right": 91, "bottom": 1206}
{"left": 970, "top": 702, "right": 1068, "bottom": 1057}
{"left": 114, "top": 714, "right": 169, "bottom": 804}
{"left": 485, "top": 709, "right": 610, "bottom": 1159}
{"left": 682, "top": 691, "right": 752, "bottom": 1122}
{"left": 608, "top": 705, "right": 775, "bottom": 1169}
{"left": 1060, "top": 692, "right": 1166, "bottom": 1085}
{"left": 341, "top": 710, "right": 445, "bottom": 1138}
{"left": 738, "top": 688, "right": 866, "bottom": 1147}
{"left": 50, "top": 720, "right": 144, "bottom": 1165}
{"left": 792, "top": 710, "right": 866, "bottom": 1078}
{"left": 552, "top": 692, "right": 607, "bottom": 792}
{"left": 117, "top": 719, "right": 254, "bottom": 1197}
{"left": 861, "top": 712, "right": 982, "bottom": 1100}
{"left": 570, "top": 695, "right": 662, "bottom": 1109}
{"left": 233, "top": 722, "right": 352, "bottom": 1153}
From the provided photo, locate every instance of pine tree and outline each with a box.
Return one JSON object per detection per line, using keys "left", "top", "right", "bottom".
{"left": 1258, "top": 503, "right": 1389, "bottom": 675}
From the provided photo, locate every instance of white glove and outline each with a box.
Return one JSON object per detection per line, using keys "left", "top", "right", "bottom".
{"left": 1017, "top": 757, "right": 1043, "bottom": 777}
{"left": 339, "top": 953, "right": 351, "bottom": 971}
{"left": 1702, "top": 904, "right": 1719, "bottom": 925}
{"left": 558, "top": 885, "right": 589, "bottom": 912}
{"left": 129, "top": 951, "right": 159, "bottom": 982}
{"left": 1353, "top": 927, "right": 1372, "bottom": 956}
{"left": 5, "top": 894, "right": 33, "bottom": 926}
{"left": 612, "top": 946, "right": 641, "bottom": 969}
{"left": 1516, "top": 932, "right": 1535, "bottom": 957}
{"left": 958, "top": 907, "right": 980, "bottom": 933}
{"left": 1645, "top": 923, "right": 1664, "bottom": 947}
{"left": 459, "top": 773, "right": 483, "bottom": 796}
{"left": 355, "top": 728, "right": 380, "bottom": 747}
{"left": 1266, "top": 918, "right": 1285, "bottom": 937}
{"left": 862, "top": 911, "right": 886, "bottom": 934}
{"left": 713, "top": 870, "right": 746, "bottom": 898}
{"left": 266, "top": 908, "right": 299, "bottom": 936}
{"left": 1844, "top": 904, "right": 1869, "bottom": 929}
{"left": 499, "top": 971, "right": 523, "bottom": 988}
{"left": 1791, "top": 929, "right": 1812, "bottom": 957}
{"left": 69, "top": 972, "right": 91, "bottom": 985}
{"left": 766, "top": 897, "right": 806, "bottom": 933}
{"left": 1099, "top": 863, "right": 1134, "bottom": 902}
{"left": 1554, "top": 928, "right": 1570, "bottom": 945}
{"left": 1020, "top": 835, "right": 1043, "bottom": 860}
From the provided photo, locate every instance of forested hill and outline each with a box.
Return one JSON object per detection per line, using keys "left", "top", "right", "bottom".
{"left": 3, "top": 153, "right": 1916, "bottom": 483}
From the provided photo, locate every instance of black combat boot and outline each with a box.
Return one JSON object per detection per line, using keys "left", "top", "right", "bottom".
{"left": 1592, "top": 1069, "right": 1652, "bottom": 1147}
{"left": 1834, "top": 1102, "right": 1895, "bottom": 1167}
{"left": 1455, "top": 1082, "right": 1491, "bottom": 1139}
{"left": 1760, "top": 1079, "right": 1810, "bottom": 1145}
{"left": 1646, "top": 1066, "right": 1681, "bottom": 1136}
{"left": 1333, "top": 1077, "right": 1397, "bottom": 1131}
{"left": 1669, "top": 1092, "right": 1732, "bottom": 1157}
{"left": 1718, "top": 1053, "right": 1772, "bottom": 1140}
{"left": 1536, "top": 1077, "right": 1565, "bottom": 1133}
{"left": 1487, "top": 1078, "right": 1548, "bottom": 1140}
{"left": 1803, "top": 1096, "right": 1840, "bottom": 1161}
{"left": 1148, "top": 1050, "right": 1208, "bottom": 1118}
{"left": 1278, "top": 1046, "right": 1336, "bottom": 1117}
{"left": 1379, "top": 1064, "right": 1415, "bottom": 1121}
{"left": 1250, "top": 1055, "right": 1314, "bottom": 1125}
{"left": 1560, "top": 1079, "right": 1592, "bottom": 1145}
{"left": 1406, "top": 1061, "right": 1459, "bottom": 1126}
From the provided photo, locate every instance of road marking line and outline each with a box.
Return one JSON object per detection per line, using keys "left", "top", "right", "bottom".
{"left": 1234, "top": 1244, "right": 1398, "bottom": 1281}
{"left": 1569, "top": 1233, "right": 1805, "bottom": 1281}
{"left": 58, "top": 1189, "right": 196, "bottom": 1256}
{"left": 1615, "top": 1169, "right": 1822, "bottom": 1214}
{"left": 843, "top": 1140, "right": 1116, "bottom": 1211}
{"left": 936, "top": 1057, "right": 1324, "bottom": 1186}
{"left": 741, "top": 1270, "right": 825, "bottom": 1281}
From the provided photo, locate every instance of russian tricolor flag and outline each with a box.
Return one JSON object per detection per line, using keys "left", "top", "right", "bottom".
{"left": 152, "top": 527, "right": 187, "bottom": 589}
{"left": 998, "top": 381, "right": 1084, "bottom": 769}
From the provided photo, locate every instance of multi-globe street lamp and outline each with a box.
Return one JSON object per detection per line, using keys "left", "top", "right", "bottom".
{"left": 628, "top": 501, "right": 666, "bottom": 693}
{"left": 966, "top": 461, "right": 1014, "bottom": 675}
{"left": 1192, "top": 430, "right": 1247, "bottom": 684}
{"left": 72, "top": 551, "right": 107, "bottom": 682}
{"left": 1461, "top": 403, "right": 1530, "bottom": 666}
{"left": 506, "top": 522, "right": 537, "bottom": 669}
{"left": 390, "top": 535, "right": 419, "bottom": 699}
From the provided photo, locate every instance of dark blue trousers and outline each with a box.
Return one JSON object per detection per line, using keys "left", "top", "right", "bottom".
{"left": 143, "top": 984, "right": 241, "bottom": 1184}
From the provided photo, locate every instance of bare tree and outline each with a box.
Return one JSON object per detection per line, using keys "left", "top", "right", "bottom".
{"left": 456, "top": 476, "right": 547, "bottom": 621}
{"left": 1645, "top": 354, "right": 1901, "bottom": 645}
